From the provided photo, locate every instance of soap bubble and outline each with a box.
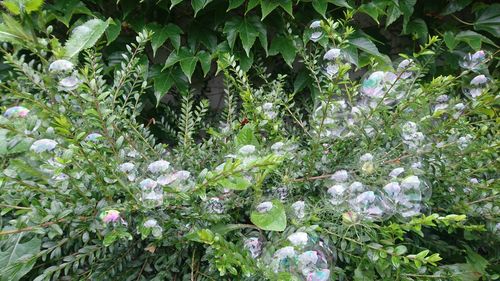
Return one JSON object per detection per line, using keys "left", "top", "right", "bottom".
{"left": 239, "top": 144, "right": 256, "bottom": 155}
{"left": 309, "top": 20, "right": 323, "bottom": 42}
{"left": 349, "top": 191, "right": 391, "bottom": 220}
{"left": 459, "top": 50, "right": 487, "bottom": 71}
{"left": 244, "top": 237, "right": 262, "bottom": 258}
{"left": 4, "top": 106, "right": 29, "bottom": 118}
{"left": 396, "top": 59, "right": 415, "bottom": 79}
{"left": 58, "top": 76, "right": 81, "bottom": 91}
{"left": 327, "top": 184, "right": 347, "bottom": 206}
{"left": 297, "top": 250, "right": 329, "bottom": 279}
{"left": 389, "top": 167, "right": 405, "bottom": 178}
{"left": 271, "top": 246, "right": 297, "bottom": 273}
{"left": 206, "top": 197, "right": 225, "bottom": 214}
{"left": 143, "top": 218, "right": 163, "bottom": 237}
{"left": 288, "top": 232, "right": 309, "bottom": 247}
{"left": 312, "top": 100, "right": 348, "bottom": 139}
{"left": 31, "top": 139, "right": 57, "bottom": 153}
{"left": 49, "top": 60, "right": 74, "bottom": 73}
{"left": 256, "top": 201, "right": 273, "bottom": 213}
{"left": 330, "top": 170, "right": 349, "bottom": 183}
{"left": 118, "top": 162, "right": 135, "bottom": 173}
{"left": 140, "top": 179, "right": 163, "bottom": 208}
{"left": 100, "top": 210, "right": 121, "bottom": 224}
{"left": 85, "top": 132, "right": 103, "bottom": 142}
{"left": 463, "top": 74, "right": 489, "bottom": 99}
{"left": 291, "top": 201, "right": 306, "bottom": 219}
{"left": 148, "top": 160, "right": 170, "bottom": 174}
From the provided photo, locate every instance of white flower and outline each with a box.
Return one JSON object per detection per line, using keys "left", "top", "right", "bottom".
{"left": 30, "top": 139, "right": 57, "bottom": 153}
{"left": 291, "top": 201, "right": 305, "bottom": 219}
{"left": 58, "top": 76, "right": 81, "bottom": 91}
{"left": 323, "top": 48, "right": 341, "bottom": 60}
{"left": 239, "top": 145, "right": 256, "bottom": 155}
{"left": 148, "top": 160, "right": 170, "bottom": 173}
{"left": 140, "top": 178, "right": 157, "bottom": 189}
{"left": 256, "top": 201, "right": 273, "bottom": 213}
{"left": 360, "top": 153, "right": 373, "bottom": 162}
{"left": 389, "top": 167, "right": 405, "bottom": 178}
{"left": 143, "top": 219, "right": 158, "bottom": 228}
{"left": 331, "top": 170, "right": 348, "bottom": 182}
{"left": 287, "top": 232, "right": 308, "bottom": 246}
{"left": 49, "top": 60, "right": 74, "bottom": 72}
{"left": 118, "top": 162, "right": 135, "bottom": 173}
{"left": 401, "top": 176, "right": 420, "bottom": 190}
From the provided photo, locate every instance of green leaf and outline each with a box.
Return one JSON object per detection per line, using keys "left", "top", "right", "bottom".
{"left": 192, "top": 0, "right": 212, "bottom": 16}
{"left": 223, "top": 16, "right": 261, "bottom": 56}
{"left": 441, "top": 0, "right": 473, "bottom": 15}
{"left": 2, "top": 0, "right": 44, "bottom": 15}
{"left": 235, "top": 124, "right": 258, "bottom": 146}
{"left": 164, "top": 47, "right": 199, "bottom": 82}
{"left": 0, "top": 234, "right": 41, "bottom": 281}
{"left": 170, "top": 0, "right": 183, "bottom": 9}
{"left": 218, "top": 176, "right": 251, "bottom": 190}
{"left": 64, "top": 18, "right": 109, "bottom": 58}
{"left": 0, "top": 13, "right": 31, "bottom": 44}
{"left": 312, "top": 0, "right": 327, "bottom": 17}
{"left": 246, "top": 0, "right": 260, "bottom": 13}
{"left": 443, "top": 31, "right": 457, "bottom": 50}
{"left": 269, "top": 35, "right": 296, "bottom": 67}
{"left": 149, "top": 23, "right": 183, "bottom": 56}
{"left": 405, "top": 18, "right": 428, "bottom": 40}
{"left": 348, "top": 37, "right": 390, "bottom": 65}
{"left": 386, "top": 5, "right": 402, "bottom": 28}
{"left": 456, "top": 30, "right": 495, "bottom": 50}
{"left": 474, "top": 4, "right": 500, "bottom": 38}
{"left": 328, "top": 0, "right": 351, "bottom": 9}
{"left": 105, "top": 18, "right": 121, "bottom": 45}
{"left": 250, "top": 200, "right": 286, "bottom": 231}
{"left": 235, "top": 49, "right": 254, "bottom": 72}
{"left": 260, "top": 1, "right": 279, "bottom": 19}
{"left": 198, "top": 50, "right": 212, "bottom": 77}
{"left": 400, "top": 0, "right": 417, "bottom": 32}
{"left": 227, "top": 0, "right": 245, "bottom": 11}
{"left": 358, "top": 3, "right": 382, "bottom": 24}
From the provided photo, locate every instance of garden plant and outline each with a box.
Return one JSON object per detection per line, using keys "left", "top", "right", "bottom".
{"left": 0, "top": 0, "right": 499, "bottom": 280}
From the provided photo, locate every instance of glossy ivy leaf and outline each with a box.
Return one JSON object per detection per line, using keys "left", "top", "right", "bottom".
{"left": 235, "top": 49, "right": 254, "bottom": 72}
{"left": 441, "top": 0, "right": 473, "bottom": 15}
{"left": 348, "top": 37, "right": 390, "bottom": 65}
{"left": 153, "top": 65, "right": 189, "bottom": 105}
{"left": 227, "top": 0, "right": 245, "bottom": 11}
{"left": 250, "top": 200, "right": 286, "bottom": 231}
{"left": 170, "top": 0, "right": 183, "bottom": 9}
{"left": 149, "top": 23, "right": 183, "bottom": 56}
{"left": 405, "top": 18, "right": 428, "bottom": 41}
{"left": 223, "top": 15, "right": 267, "bottom": 56}
{"left": 443, "top": 31, "right": 458, "bottom": 50}
{"left": 400, "top": 0, "right": 417, "bottom": 33}
{"left": 192, "top": 0, "right": 213, "bottom": 16}
{"left": 358, "top": 2, "right": 384, "bottom": 24}
{"left": 261, "top": 0, "right": 293, "bottom": 19}
{"left": 218, "top": 176, "right": 251, "bottom": 190}
{"left": 46, "top": 0, "right": 93, "bottom": 27}
{"left": 0, "top": 234, "right": 41, "bottom": 281}
{"left": 474, "top": 4, "right": 500, "bottom": 38}
{"left": 163, "top": 47, "right": 199, "bottom": 82}
{"left": 269, "top": 35, "right": 296, "bottom": 67}
{"left": 198, "top": 50, "right": 212, "bottom": 77}
{"left": 105, "top": 18, "right": 121, "bottom": 45}
{"left": 455, "top": 30, "right": 495, "bottom": 50}
{"left": 386, "top": 5, "right": 402, "bottom": 28}
{"left": 2, "top": 0, "right": 43, "bottom": 15}
{"left": 64, "top": 18, "right": 109, "bottom": 58}
{"left": 312, "top": 0, "right": 327, "bottom": 17}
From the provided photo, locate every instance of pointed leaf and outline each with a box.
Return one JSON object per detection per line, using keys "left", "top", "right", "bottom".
{"left": 269, "top": 35, "right": 296, "bottom": 66}
{"left": 198, "top": 50, "right": 212, "bottom": 76}
{"left": 250, "top": 200, "right": 287, "bottom": 231}
{"left": 227, "top": 0, "right": 245, "bottom": 11}
{"left": 64, "top": 18, "right": 109, "bottom": 58}
{"left": 474, "top": 4, "right": 500, "bottom": 38}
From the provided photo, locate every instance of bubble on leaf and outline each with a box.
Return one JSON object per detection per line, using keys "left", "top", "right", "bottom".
{"left": 291, "top": 201, "right": 306, "bottom": 219}
{"left": 396, "top": 59, "right": 415, "bottom": 79}
{"left": 288, "top": 232, "right": 309, "bottom": 247}
{"left": 58, "top": 76, "right": 81, "bottom": 91}
{"left": 85, "top": 132, "right": 103, "bottom": 142}
{"left": 389, "top": 167, "right": 405, "bottom": 178}
{"left": 4, "top": 106, "right": 29, "bottom": 118}
{"left": 206, "top": 197, "right": 224, "bottom": 214}
{"left": 459, "top": 50, "right": 487, "bottom": 71}
{"left": 244, "top": 237, "right": 262, "bottom": 258}
{"left": 148, "top": 160, "right": 170, "bottom": 174}
{"left": 49, "top": 59, "right": 74, "bottom": 73}
{"left": 331, "top": 170, "right": 349, "bottom": 182}
{"left": 118, "top": 162, "right": 135, "bottom": 173}
{"left": 463, "top": 74, "right": 489, "bottom": 99}
{"left": 272, "top": 246, "right": 297, "bottom": 273}
{"left": 256, "top": 201, "right": 273, "bottom": 213}
{"left": 30, "top": 139, "right": 57, "bottom": 153}
{"left": 309, "top": 20, "right": 323, "bottom": 42}
{"left": 323, "top": 48, "right": 341, "bottom": 61}
{"left": 297, "top": 250, "right": 329, "bottom": 278}
{"left": 239, "top": 144, "right": 256, "bottom": 155}
{"left": 328, "top": 184, "right": 346, "bottom": 205}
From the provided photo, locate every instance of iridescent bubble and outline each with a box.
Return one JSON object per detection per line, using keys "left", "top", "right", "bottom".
{"left": 271, "top": 246, "right": 297, "bottom": 273}
{"left": 239, "top": 144, "right": 256, "bottom": 155}
{"left": 297, "top": 250, "right": 329, "bottom": 279}
{"left": 85, "top": 132, "right": 103, "bottom": 142}
{"left": 459, "top": 50, "right": 487, "bottom": 71}
{"left": 331, "top": 170, "right": 349, "bottom": 182}
{"left": 30, "top": 139, "right": 57, "bottom": 153}
{"left": 3, "top": 106, "right": 29, "bottom": 118}
{"left": 327, "top": 184, "right": 346, "bottom": 205}
{"left": 244, "top": 237, "right": 262, "bottom": 258}
{"left": 389, "top": 167, "right": 405, "bottom": 178}
{"left": 291, "top": 201, "right": 306, "bottom": 219}
{"left": 58, "top": 76, "right": 81, "bottom": 91}
{"left": 396, "top": 59, "right": 415, "bottom": 79}
{"left": 256, "top": 201, "right": 273, "bottom": 213}
{"left": 140, "top": 179, "right": 163, "bottom": 208}
{"left": 288, "top": 232, "right": 309, "bottom": 247}
{"left": 118, "top": 162, "right": 135, "bottom": 173}
{"left": 323, "top": 48, "right": 341, "bottom": 61}
{"left": 206, "top": 197, "right": 224, "bottom": 214}
{"left": 463, "top": 74, "right": 489, "bottom": 99}
{"left": 49, "top": 59, "right": 74, "bottom": 73}
{"left": 312, "top": 101, "right": 348, "bottom": 139}
{"left": 143, "top": 219, "right": 163, "bottom": 237}
{"left": 148, "top": 160, "right": 170, "bottom": 174}
{"left": 309, "top": 20, "right": 323, "bottom": 42}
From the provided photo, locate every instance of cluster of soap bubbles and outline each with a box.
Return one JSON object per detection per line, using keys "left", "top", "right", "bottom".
{"left": 268, "top": 231, "right": 331, "bottom": 281}
{"left": 49, "top": 59, "right": 81, "bottom": 91}
{"left": 326, "top": 156, "right": 429, "bottom": 221}
{"left": 459, "top": 51, "right": 491, "bottom": 100}
{"left": 117, "top": 155, "right": 193, "bottom": 209}
{"left": 142, "top": 218, "right": 163, "bottom": 238}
